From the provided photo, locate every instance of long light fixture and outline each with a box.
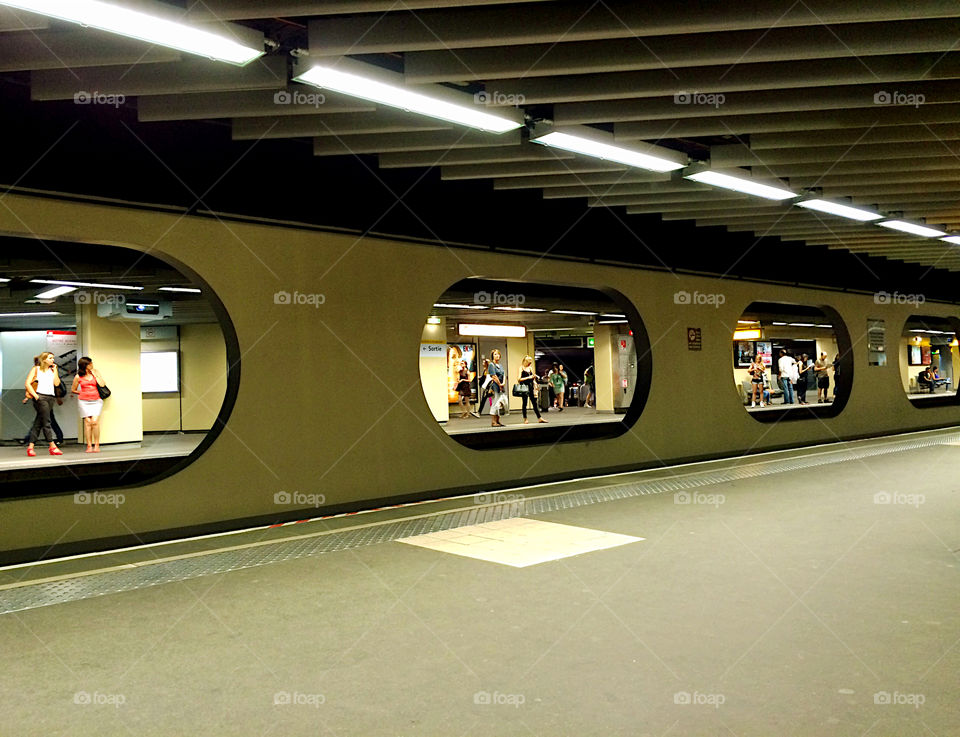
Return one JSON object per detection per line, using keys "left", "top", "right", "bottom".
{"left": 492, "top": 306, "right": 546, "bottom": 312}
{"left": 598, "top": 320, "right": 628, "bottom": 324}
{"left": 458, "top": 323, "right": 526, "bottom": 338}
{"left": 733, "top": 329, "right": 762, "bottom": 340}
{"left": 0, "top": 0, "right": 265, "bottom": 66}
{"left": 159, "top": 286, "right": 201, "bottom": 294}
{"left": 433, "top": 302, "right": 488, "bottom": 309}
{"left": 293, "top": 57, "right": 523, "bottom": 134}
{"left": 942, "top": 236, "right": 960, "bottom": 245}
{"left": 34, "top": 286, "right": 76, "bottom": 299}
{"left": 30, "top": 279, "right": 143, "bottom": 290}
{"left": 529, "top": 124, "right": 686, "bottom": 173}
{"left": 0, "top": 311, "right": 61, "bottom": 317}
{"left": 684, "top": 168, "right": 796, "bottom": 201}
{"left": 551, "top": 309, "right": 597, "bottom": 316}
{"left": 877, "top": 220, "right": 946, "bottom": 238}
{"left": 795, "top": 199, "right": 882, "bottom": 221}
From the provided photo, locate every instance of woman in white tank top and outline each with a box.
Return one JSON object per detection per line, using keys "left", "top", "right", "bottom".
{"left": 25, "top": 351, "right": 63, "bottom": 457}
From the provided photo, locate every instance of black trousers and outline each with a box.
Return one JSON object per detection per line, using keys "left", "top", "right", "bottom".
{"left": 796, "top": 378, "right": 807, "bottom": 402}
{"left": 521, "top": 392, "right": 541, "bottom": 419}
{"left": 28, "top": 394, "right": 58, "bottom": 444}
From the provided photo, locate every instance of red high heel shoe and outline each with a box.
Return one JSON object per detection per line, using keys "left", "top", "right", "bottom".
{"left": 49, "top": 446, "right": 63, "bottom": 456}
{"left": 26, "top": 448, "right": 36, "bottom": 457}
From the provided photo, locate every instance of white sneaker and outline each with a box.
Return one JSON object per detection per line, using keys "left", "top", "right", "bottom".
{"left": 760, "top": 402, "right": 766, "bottom": 407}
{"left": 751, "top": 402, "right": 756, "bottom": 407}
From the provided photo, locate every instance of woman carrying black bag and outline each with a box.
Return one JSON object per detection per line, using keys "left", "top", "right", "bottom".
{"left": 516, "top": 355, "right": 546, "bottom": 425}
{"left": 71, "top": 356, "right": 108, "bottom": 453}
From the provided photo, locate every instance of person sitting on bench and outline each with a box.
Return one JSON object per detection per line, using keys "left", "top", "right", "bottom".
{"left": 917, "top": 367, "right": 935, "bottom": 393}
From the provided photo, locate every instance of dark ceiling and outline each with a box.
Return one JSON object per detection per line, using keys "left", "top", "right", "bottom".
{"left": 1, "top": 1, "right": 959, "bottom": 302}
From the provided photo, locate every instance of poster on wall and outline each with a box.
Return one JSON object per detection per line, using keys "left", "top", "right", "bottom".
{"left": 735, "top": 341, "right": 754, "bottom": 367}
{"left": 908, "top": 344, "right": 922, "bottom": 365}
{"left": 45, "top": 330, "right": 78, "bottom": 381}
{"left": 755, "top": 341, "right": 772, "bottom": 367}
{"left": 447, "top": 343, "right": 477, "bottom": 403}
{"left": 921, "top": 345, "right": 932, "bottom": 365}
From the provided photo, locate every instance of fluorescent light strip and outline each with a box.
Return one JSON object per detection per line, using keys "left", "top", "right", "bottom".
{"left": 0, "top": 311, "right": 61, "bottom": 317}
{"left": 551, "top": 309, "right": 598, "bottom": 316}
{"left": 771, "top": 321, "right": 787, "bottom": 325}
{"left": 877, "top": 220, "right": 946, "bottom": 238}
{"left": 685, "top": 170, "right": 796, "bottom": 200}
{"left": 0, "top": 278, "right": 10, "bottom": 282}
{"left": 795, "top": 199, "right": 882, "bottom": 221}
{"left": 458, "top": 323, "right": 527, "bottom": 338}
{"left": 492, "top": 306, "right": 546, "bottom": 312}
{"left": 294, "top": 63, "right": 521, "bottom": 134}
{"left": 159, "top": 287, "right": 201, "bottom": 294}
{"left": 531, "top": 131, "right": 685, "bottom": 173}
{"left": 600, "top": 313, "right": 625, "bottom": 318}
{"left": 34, "top": 286, "right": 76, "bottom": 299}
{"left": 598, "top": 320, "right": 628, "bottom": 324}
{"left": 789, "top": 323, "right": 815, "bottom": 327}
{"left": 528, "top": 327, "right": 579, "bottom": 332}
{"left": 940, "top": 236, "right": 960, "bottom": 245}
{"left": 0, "top": 0, "right": 264, "bottom": 65}
{"left": 433, "top": 303, "right": 488, "bottom": 309}
{"left": 31, "top": 279, "right": 143, "bottom": 290}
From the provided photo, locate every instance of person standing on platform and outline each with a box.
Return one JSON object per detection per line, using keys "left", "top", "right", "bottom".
{"left": 748, "top": 354, "right": 766, "bottom": 407}
{"left": 517, "top": 355, "right": 546, "bottom": 425}
{"left": 815, "top": 352, "right": 831, "bottom": 403}
{"left": 550, "top": 363, "right": 567, "bottom": 411}
{"left": 72, "top": 356, "right": 106, "bottom": 452}
{"left": 25, "top": 351, "right": 63, "bottom": 457}
{"left": 777, "top": 349, "right": 796, "bottom": 405}
{"left": 833, "top": 354, "right": 841, "bottom": 399}
{"left": 796, "top": 353, "right": 812, "bottom": 405}
{"left": 487, "top": 349, "right": 506, "bottom": 427}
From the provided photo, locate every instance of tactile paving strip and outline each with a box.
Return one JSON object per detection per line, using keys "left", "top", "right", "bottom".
{"left": 1, "top": 430, "right": 957, "bottom": 615}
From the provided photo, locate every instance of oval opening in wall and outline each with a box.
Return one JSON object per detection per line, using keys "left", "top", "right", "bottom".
{"left": 734, "top": 301, "right": 852, "bottom": 422}
{"left": 900, "top": 315, "right": 960, "bottom": 409}
{"left": 0, "top": 236, "right": 238, "bottom": 499}
{"left": 420, "top": 278, "right": 650, "bottom": 449}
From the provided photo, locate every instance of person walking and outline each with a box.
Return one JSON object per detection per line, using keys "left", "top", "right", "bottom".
{"left": 583, "top": 364, "right": 596, "bottom": 408}
{"left": 777, "top": 349, "right": 796, "bottom": 405}
{"left": 517, "top": 355, "right": 546, "bottom": 425}
{"left": 25, "top": 351, "right": 63, "bottom": 457}
{"left": 72, "top": 356, "right": 106, "bottom": 452}
{"left": 814, "top": 352, "right": 831, "bottom": 403}
{"left": 486, "top": 349, "right": 506, "bottom": 427}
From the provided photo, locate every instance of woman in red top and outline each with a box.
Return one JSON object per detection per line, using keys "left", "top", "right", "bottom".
{"left": 71, "top": 356, "right": 106, "bottom": 453}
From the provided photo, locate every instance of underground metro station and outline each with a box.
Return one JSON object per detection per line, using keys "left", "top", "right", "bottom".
{"left": 0, "top": 2, "right": 958, "bottom": 735}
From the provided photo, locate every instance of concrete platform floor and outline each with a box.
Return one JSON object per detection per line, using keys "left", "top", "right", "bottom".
{"left": 0, "top": 430, "right": 958, "bottom": 736}
{"left": 445, "top": 404, "right": 621, "bottom": 434}
{"left": 0, "top": 433, "right": 203, "bottom": 472}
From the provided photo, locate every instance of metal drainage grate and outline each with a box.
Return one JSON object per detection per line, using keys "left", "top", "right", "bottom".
{"left": 1, "top": 430, "right": 957, "bottom": 615}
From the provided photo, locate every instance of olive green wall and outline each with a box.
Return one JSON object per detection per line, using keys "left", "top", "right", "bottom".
{"left": 1, "top": 192, "right": 958, "bottom": 556}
